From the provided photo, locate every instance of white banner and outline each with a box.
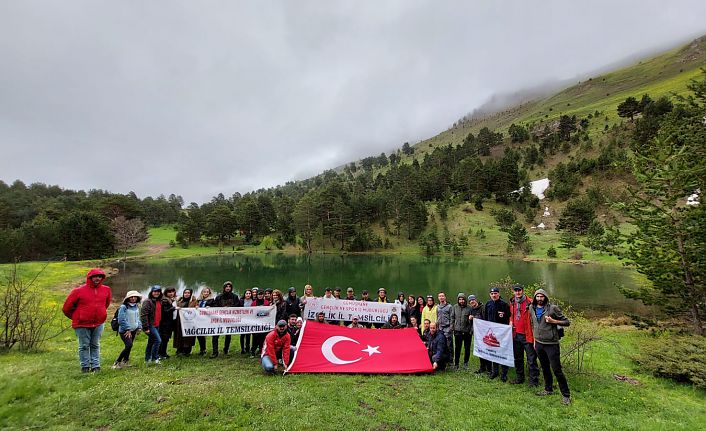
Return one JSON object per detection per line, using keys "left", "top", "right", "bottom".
{"left": 472, "top": 318, "right": 514, "bottom": 368}
{"left": 303, "top": 298, "right": 402, "bottom": 325}
{"left": 179, "top": 306, "right": 276, "bottom": 336}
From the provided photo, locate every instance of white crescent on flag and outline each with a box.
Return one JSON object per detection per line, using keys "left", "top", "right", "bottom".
{"left": 321, "top": 336, "right": 362, "bottom": 365}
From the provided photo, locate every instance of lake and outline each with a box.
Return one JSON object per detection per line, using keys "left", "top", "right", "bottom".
{"left": 109, "top": 253, "right": 647, "bottom": 315}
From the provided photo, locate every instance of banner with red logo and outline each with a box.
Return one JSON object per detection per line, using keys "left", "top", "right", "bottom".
{"left": 472, "top": 318, "right": 514, "bottom": 367}
{"left": 285, "top": 321, "right": 433, "bottom": 374}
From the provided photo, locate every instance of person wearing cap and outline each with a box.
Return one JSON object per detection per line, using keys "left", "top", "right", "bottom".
{"left": 485, "top": 287, "right": 511, "bottom": 381}
{"left": 421, "top": 295, "right": 438, "bottom": 329}
{"left": 376, "top": 287, "right": 388, "bottom": 303}
{"left": 450, "top": 293, "right": 472, "bottom": 369}
{"left": 348, "top": 316, "right": 364, "bottom": 329}
{"left": 333, "top": 287, "right": 342, "bottom": 299}
{"left": 285, "top": 287, "right": 301, "bottom": 318}
{"left": 112, "top": 290, "right": 142, "bottom": 369}
{"left": 468, "top": 295, "right": 490, "bottom": 374}
{"left": 62, "top": 268, "right": 112, "bottom": 373}
{"left": 436, "top": 292, "right": 453, "bottom": 359}
{"left": 141, "top": 285, "right": 164, "bottom": 364}
{"left": 427, "top": 322, "right": 450, "bottom": 371}
{"left": 529, "top": 288, "right": 571, "bottom": 405}
{"left": 509, "top": 284, "right": 539, "bottom": 387}
{"left": 158, "top": 287, "right": 178, "bottom": 359}
{"left": 261, "top": 319, "right": 291, "bottom": 373}
{"left": 345, "top": 287, "right": 356, "bottom": 301}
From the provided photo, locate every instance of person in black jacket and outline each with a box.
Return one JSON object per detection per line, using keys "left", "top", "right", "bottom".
{"left": 158, "top": 287, "right": 177, "bottom": 359}
{"left": 285, "top": 287, "right": 301, "bottom": 318}
{"left": 484, "top": 287, "right": 511, "bottom": 381}
{"left": 427, "top": 322, "right": 450, "bottom": 371}
{"left": 469, "top": 295, "right": 490, "bottom": 374}
{"left": 210, "top": 281, "right": 240, "bottom": 358}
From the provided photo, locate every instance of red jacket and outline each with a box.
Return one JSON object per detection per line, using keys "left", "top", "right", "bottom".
{"left": 62, "top": 268, "right": 112, "bottom": 329}
{"left": 261, "top": 329, "right": 291, "bottom": 368}
{"left": 509, "top": 295, "right": 534, "bottom": 343}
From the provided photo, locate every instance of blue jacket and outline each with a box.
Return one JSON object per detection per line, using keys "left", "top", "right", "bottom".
{"left": 118, "top": 303, "right": 142, "bottom": 333}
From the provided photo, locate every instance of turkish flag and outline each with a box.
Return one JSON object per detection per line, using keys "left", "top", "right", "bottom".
{"left": 285, "top": 321, "right": 433, "bottom": 374}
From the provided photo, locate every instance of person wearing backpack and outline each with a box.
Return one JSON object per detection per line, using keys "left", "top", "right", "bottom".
{"left": 112, "top": 290, "right": 142, "bottom": 369}
{"left": 529, "top": 288, "right": 571, "bottom": 405}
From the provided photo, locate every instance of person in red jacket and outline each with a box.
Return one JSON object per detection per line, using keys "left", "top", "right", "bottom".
{"left": 509, "top": 284, "right": 539, "bottom": 386}
{"left": 261, "top": 320, "right": 291, "bottom": 373}
{"left": 62, "top": 268, "right": 112, "bottom": 373}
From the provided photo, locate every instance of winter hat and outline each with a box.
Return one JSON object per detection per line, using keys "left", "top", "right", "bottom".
{"left": 277, "top": 320, "right": 287, "bottom": 327}
{"left": 150, "top": 285, "right": 162, "bottom": 292}
{"left": 468, "top": 295, "right": 477, "bottom": 301}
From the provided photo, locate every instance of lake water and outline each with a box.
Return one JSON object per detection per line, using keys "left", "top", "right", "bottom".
{"left": 109, "top": 254, "right": 647, "bottom": 315}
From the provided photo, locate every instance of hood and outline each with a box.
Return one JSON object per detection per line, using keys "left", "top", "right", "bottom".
{"left": 148, "top": 285, "right": 163, "bottom": 300}
{"left": 86, "top": 268, "right": 106, "bottom": 287}
{"left": 533, "top": 288, "right": 549, "bottom": 301}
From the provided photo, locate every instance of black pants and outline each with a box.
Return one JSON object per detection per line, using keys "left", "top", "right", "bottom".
{"left": 491, "top": 362, "right": 508, "bottom": 380}
{"left": 240, "top": 334, "right": 251, "bottom": 352}
{"left": 251, "top": 333, "right": 264, "bottom": 353}
{"left": 441, "top": 327, "right": 453, "bottom": 361}
{"left": 212, "top": 335, "right": 231, "bottom": 354}
{"left": 197, "top": 336, "right": 207, "bottom": 353}
{"left": 116, "top": 330, "right": 138, "bottom": 363}
{"left": 536, "top": 342, "right": 570, "bottom": 397}
{"left": 453, "top": 331, "right": 472, "bottom": 366}
{"left": 158, "top": 325, "right": 173, "bottom": 358}
{"left": 513, "top": 333, "right": 539, "bottom": 384}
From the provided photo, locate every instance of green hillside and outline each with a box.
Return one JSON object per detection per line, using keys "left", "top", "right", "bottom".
{"left": 413, "top": 35, "right": 706, "bottom": 156}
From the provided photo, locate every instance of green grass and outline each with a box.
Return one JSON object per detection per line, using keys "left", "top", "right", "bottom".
{"left": 1, "top": 326, "right": 704, "bottom": 430}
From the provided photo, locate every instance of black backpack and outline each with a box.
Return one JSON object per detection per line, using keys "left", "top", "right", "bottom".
{"left": 110, "top": 305, "right": 123, "bottom": 332}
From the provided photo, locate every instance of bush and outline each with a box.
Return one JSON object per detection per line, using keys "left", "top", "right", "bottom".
{"left": 492, "top": 208, "right": 516, "bottom": 231}
{"left": 547, "top": 245, "right": 557, "bottom": 258}
{"left": 634, "top": 335, "right": 706, "bottom": 389}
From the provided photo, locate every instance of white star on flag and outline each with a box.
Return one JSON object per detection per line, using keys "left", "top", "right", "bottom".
{"left": 361, "top": 345, "right": 381, "bottom": 356}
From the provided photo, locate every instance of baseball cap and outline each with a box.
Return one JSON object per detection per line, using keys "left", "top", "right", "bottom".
{"left": 347, "top": 287, "right": 354, "bottom": 292}
{"left": 277, "top": 320, "right": 287, "bottom": 327}
{"left": 512, "top": 284, "right": 524, "bottom": 291}
{"left": 489, "top": 287, "right": 500, "bottom": 293}
{"left": 468, "top": 294, "right": 477, "bottom": 301}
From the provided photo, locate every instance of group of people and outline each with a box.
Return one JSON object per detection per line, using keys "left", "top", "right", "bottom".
{"left": 62, "top": 269, "right": 571, "bottom": 405}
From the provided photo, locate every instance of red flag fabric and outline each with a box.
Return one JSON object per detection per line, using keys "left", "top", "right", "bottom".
{"left": 285, "top": 321, "right": 433, "bottom": 374}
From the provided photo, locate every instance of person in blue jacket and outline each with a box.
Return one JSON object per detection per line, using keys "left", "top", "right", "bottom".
{"left": 112, "top": 290, "right": 143, "bottom": 369}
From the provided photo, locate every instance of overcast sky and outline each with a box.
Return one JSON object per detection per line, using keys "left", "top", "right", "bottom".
{"left": 1, "top": 1, "right": 705, "bottom": 204}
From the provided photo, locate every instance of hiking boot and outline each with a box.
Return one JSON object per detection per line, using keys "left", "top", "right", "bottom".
{"left": 199, "top": 350, "right": 207, "bottom": 356}
{"left": 81, "top": 367, "right": 91, "bottom": 373}
{"left": 210, "top": 352, "right": 219, "bottom": 359}
{"left": 91, "top": 367, "right": 101, "bottom": 373}
{"left": 509, "top": 379, "right": 525, "bottom": 385}
{"left": 223, "top": 349, "right": 229, "bottom": 355}
{"left": 536, "top": 390, "right": 554, "bottom": 396}
{"left": 562, "top": 396, "right": 572, "bottom": 405}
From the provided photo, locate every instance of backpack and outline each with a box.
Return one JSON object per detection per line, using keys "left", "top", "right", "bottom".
{"left": 110, "top": 305, "right": 123, "bottom": 332}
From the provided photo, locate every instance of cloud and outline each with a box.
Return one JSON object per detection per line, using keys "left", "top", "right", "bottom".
{"left": 1, "top": 0, "right": 705, "bottom": 203}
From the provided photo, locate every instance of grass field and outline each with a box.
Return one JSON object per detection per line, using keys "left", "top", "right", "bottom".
{"left": 1, "top": 322, "right": 704, "bottom": 430}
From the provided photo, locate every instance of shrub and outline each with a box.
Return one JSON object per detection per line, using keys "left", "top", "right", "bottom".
{"left": 634, "top": 335, "right": 706, "bottom": 389}
{"left": 547, "top": 245, "right": 557, "bottom": 258}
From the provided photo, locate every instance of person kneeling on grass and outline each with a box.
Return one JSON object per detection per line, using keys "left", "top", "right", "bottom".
{"left": 113, "top": 290, "right": 142, "bottom": 369}
{"left": 261, "top": 320, "right": 291, "bottom": 374}
{"left": 427, "top": 322, "right": 450, "bottom": 371}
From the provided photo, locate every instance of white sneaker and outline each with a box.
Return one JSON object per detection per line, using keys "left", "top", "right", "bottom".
{"left": 154, "top": 359, "right": 161, "bottom": 364}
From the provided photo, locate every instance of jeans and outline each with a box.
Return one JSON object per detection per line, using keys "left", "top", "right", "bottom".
{"left": 145, "top": 325, "right": 162, "bottom": 362}
{"left": 536, "top": 342, "right": 570, "bottom": 397}
{"left": 116, "top": 330, "right": 138, "bottom": 363}
{"left": 261, "top": 355, "right": 275, "bottom": 373}
{"left": 513, "top": 333, "right": 539, "bottom": 384}
{"left": 453, "top": 331, "right": 472, "bottom": 366}
{"left": 75, "top": 325, "right": 104, "bottom": 369}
